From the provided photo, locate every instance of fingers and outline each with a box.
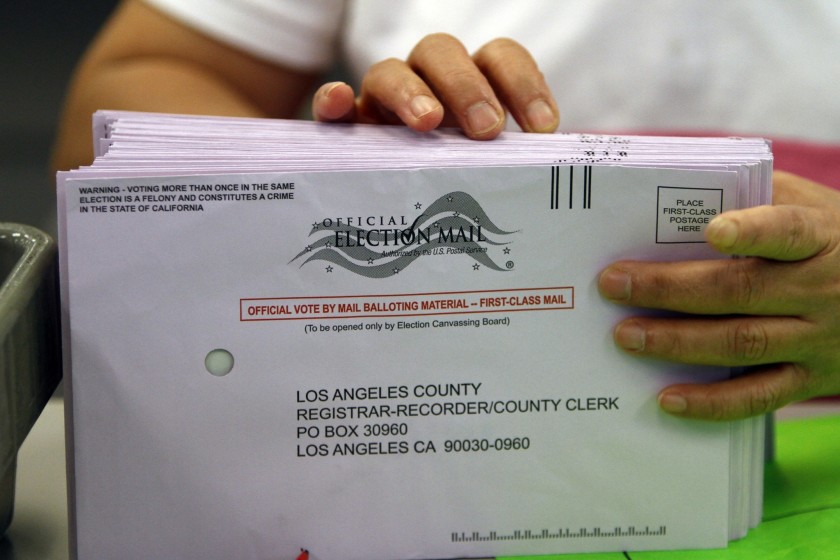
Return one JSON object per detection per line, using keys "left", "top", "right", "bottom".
{"left": 316, "top": 34, "right": 560, "bottom": 138}
{"left": 407, "top": 33, "right": 506, "bottom": 139}
{"left": 599, "top": 204, "right": 839, "bottom": 317}
{"left": 601, "top": 173, "right": 840, "bottom": 421}
{"left": 312, "top": 73, "right": 446, "bottom": 130}
{"left": 599, "top": 205, "right": 839, "bottom": 316}
{"left": 656, "top": 363, "right": 811, "bottom": 421}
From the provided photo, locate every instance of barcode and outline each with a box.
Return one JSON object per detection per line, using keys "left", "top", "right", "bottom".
{"left": 451, "top": 524, "right": 666, "bottom": 543}
{"left": 550, "top": 165, "right": 593, "bottom": 210}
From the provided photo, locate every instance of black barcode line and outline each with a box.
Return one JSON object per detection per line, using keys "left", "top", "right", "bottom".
{"left": 584, "top": 165, "right": 592, "bottom": 209}
{"left": 549, "top": 165, "right": 593, "bottom": 210}
{"left": 569, "top": 166, "right": 574, "bottom": 209}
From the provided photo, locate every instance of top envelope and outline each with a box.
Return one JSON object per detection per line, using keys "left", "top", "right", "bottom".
{"left": 57, "top": 112, "right": 772, "bottom": 560}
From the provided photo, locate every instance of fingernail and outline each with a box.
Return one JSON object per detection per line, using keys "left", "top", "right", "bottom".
{"left": 658, "top": 392, "right": 688, "bottom": 414}
{"left": 466, "top": 101, "right": 503, "bottom": 136}
{"left": 615, "top": 322, "right": 645, "bottom": 351}
{"left": 706, "top": 216, "right": 738, "bottom": 249}
{"left": 599, "top": 268, "right": 631, "bottom": 301}
{"left": 525, "top": 99, "right": 557, "bottom": 132}
{"left": 322, "top": 81, "right": 346, "bottom": 97}
{"left": 410, "top": 95, "right": 440, "bottom": 120}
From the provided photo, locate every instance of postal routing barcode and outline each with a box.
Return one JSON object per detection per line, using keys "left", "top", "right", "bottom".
{"left": 550, "top": 165, "right": 593, "bottom": 210}
{"left": 452, "top": 524, "right": 667, "bottom": 543}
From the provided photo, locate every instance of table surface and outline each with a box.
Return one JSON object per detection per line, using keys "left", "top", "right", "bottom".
{"left": 2, "top": 397, "right": 838, "bottom": 560}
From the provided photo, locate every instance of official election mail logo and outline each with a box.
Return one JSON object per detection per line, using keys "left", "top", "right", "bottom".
{"left": 290, "top": 191, "right": 517, "bottom": 278}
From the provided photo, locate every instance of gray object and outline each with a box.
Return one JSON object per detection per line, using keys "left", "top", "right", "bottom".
{"left": 0, "top": 223, "right": 62, "bottom": 534}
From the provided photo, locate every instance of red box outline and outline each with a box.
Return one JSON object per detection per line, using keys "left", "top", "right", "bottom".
{"left": 240, "top": 286, "right": 575, "bottom": 322}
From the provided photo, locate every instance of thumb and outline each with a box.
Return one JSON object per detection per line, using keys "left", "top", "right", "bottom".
{"left": 705, "top": 205, "right": 834, "bottom": 262}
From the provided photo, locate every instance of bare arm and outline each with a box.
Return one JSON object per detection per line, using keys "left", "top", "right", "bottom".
{"left": 52, "top": 0, "right": 319, "bottom": 171}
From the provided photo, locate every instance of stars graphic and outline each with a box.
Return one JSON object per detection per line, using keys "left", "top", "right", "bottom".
{"left": 473, "top": 263, "right": 481, "bottom": 271}
{"left": 446, "top": 195, "right": 454, "bottom": 203}
{"left": 368, "top": 258, "right": 375, "bottom": 265}
{"left": 304, "top": 245, "right": 312, "bottom": 253}
{"left": 415, "top": 202, "right": 422, "bottom": 210}
{"left": 473, "top": 216, "right": 481, "bottom": 223}
{"left": 325, "top": 265, "right": 333, "bottom": 273}
{"left": 312, "top": 222, "right": 320, "bottom": 230}
{"left": 392, "top": 267, "right": 400, "bottom": 275}
{"left": 325, "top": 241, "right": 332, "bottom": 249}
{"left": 503, "top": 247, "right": 511, "bottom": 254}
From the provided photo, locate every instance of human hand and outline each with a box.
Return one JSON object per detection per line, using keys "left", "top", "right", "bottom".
{"left": 598, "top": 171, "right": 840, "bottom": 421}
{"left": 310, "top": 33, "right": 559, "bottom": 139}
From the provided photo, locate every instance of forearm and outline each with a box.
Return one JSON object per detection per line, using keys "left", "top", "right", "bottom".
{"left": 53, "top": 59, "right": 267, "bottom": 171}
{"left": 51, "top": 0, "right": 318, "bottom": 172}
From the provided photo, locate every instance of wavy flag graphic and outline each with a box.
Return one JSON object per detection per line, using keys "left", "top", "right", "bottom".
{"left": 290, "top": 191, "right": 518, "bottom": 278}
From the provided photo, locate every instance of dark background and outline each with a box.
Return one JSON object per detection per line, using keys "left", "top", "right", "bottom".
{"left": 0, "top": 1, "right": 117, "bottom": 236}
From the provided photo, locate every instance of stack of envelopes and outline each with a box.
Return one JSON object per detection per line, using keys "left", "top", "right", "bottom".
{"left": 57, "top": 111, "right": 773, "bottom": 560}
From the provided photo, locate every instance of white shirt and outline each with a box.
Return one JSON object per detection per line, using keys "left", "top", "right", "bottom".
{"left": 143, "top": 0, "right": 840, "bottom": 143}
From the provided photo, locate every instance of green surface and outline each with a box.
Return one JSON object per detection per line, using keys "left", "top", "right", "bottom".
{"left": 500, "top": 414, "right": 840, "bottom": 560}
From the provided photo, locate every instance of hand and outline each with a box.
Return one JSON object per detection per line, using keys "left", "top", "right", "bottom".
{"left": 310, "top": 33, "right": 559, "bottom": 139}
{"left": 599, "top": 171, "right": 840, "bottom": 421}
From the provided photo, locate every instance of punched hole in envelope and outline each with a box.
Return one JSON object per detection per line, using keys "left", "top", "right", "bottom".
{"left": 205, "top": 348, "right": 234, "bottom": 376}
